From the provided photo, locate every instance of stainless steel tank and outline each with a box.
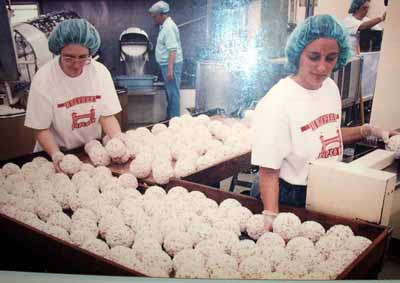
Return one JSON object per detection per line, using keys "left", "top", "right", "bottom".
{"left": 195, "top": 60, "right": 239, "bottom": 115}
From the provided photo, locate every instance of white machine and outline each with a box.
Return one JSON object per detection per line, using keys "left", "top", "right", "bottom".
{"left": 119, "top": 27, "right": 151, "bottom": 77}
{"left": 13, "top": 11, "right": 79, "bottom": 83}
{"left": 117, "top": 27, "right": 166, "bottom": 125}
{"left": 307, "top": 148, "right": 400, "bottom": 238}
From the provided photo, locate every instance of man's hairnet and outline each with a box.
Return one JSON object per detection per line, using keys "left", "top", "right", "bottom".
{"left": 285, "top": 15, "right": 350, "bottom": 73}
{"left": 149, "top": 1, "right": 170, "bottom": 14}
{"left": 348, "top": 0, "right": 368, "bottom": 14}
{"left": 48, "top": 19, "right": 101, "bottom": 55}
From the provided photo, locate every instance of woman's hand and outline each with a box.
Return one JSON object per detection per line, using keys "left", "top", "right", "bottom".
{"left": 381, "top": 11, "right": 386, "bottom": 22}
{"left": 51, "top": 151, "right": 65, "bottom": 173}
{"left": 167, "top": 68, "right": 174, "bottom": 81}
{"left": 360, "top": 124, "right": 390, "bottom": 143}
{"left": 262, "top": 210, "right": 278, "bottom": 232}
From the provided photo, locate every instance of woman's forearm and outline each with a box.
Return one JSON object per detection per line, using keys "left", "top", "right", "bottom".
{"left": 359, "top": 17, "right": 383, "bottom": 30}
{"left": 99, "top": 115, "right": 122, "bottom": 138}
{"left": 35, "top": 129, "right": 60, "bottom": 157}
{"left": 341, "top": 126, "right": 363, "bottom": 145}
{"left": 259, "top": 167, "right": 280, "bottom": 213}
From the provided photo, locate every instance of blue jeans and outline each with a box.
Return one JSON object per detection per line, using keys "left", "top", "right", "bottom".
{"left": 251, "top": 174, "right": 307, "bottom": 207}
{"left": 160, "top": 62, "right": 183, "bottom": 118}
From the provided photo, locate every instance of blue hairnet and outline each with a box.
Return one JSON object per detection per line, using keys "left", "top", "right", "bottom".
{"left": 48, "top": 19, "right": 101, "bottom": 55}
{"left": 149, "top": 1, "right": 170, "bottom": 14}
{"left": 285, "top": 15, "right": 350, "bottom": 73}
{"left": 349, "top": 0, "right": 368, "bottom": 14}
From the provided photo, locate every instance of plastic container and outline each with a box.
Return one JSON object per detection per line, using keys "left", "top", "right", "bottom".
{"left": 114, "top": 75, "right": 156, "bottom": 90}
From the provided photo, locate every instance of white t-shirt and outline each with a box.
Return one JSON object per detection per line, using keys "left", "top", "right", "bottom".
{"left": 251, "top": 77, "right": 343, "bottom": 186}
{"left": 343, "top": 15, "right": 383, "bottom": 57}
{"left": 25, "top": 57, "right": 122, "bottom": 151}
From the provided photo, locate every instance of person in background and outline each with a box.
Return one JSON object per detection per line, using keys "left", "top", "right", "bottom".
{"left": 251, "top": 15, "right": 397, "bottom": 229}
{"left": 343, "top": 0, "right": 386, "bottom": 56}
{"left": 25, "top": 19, "right": 122, "bottom": 171}
{"left": 149, "top": 0, "right": 183, "bottom": 118}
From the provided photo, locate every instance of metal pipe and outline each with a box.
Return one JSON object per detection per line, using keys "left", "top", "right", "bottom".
{"left": 177, "top": 15, "right": 207, "bottom": 28}
{"left": 4, "top": 82, "right": 19, "bottom": 105}
{"left": 17, "top": 60, "right": 36, "bottom": 64}
{"left": 305, "top": 0, "right": 315, "bottom": 19}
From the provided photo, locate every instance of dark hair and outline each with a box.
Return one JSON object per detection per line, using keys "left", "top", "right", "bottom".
{"left": 348, "top": 0, "right": 370, "bottom": 14}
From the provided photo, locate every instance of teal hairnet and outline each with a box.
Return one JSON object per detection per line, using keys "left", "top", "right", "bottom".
{"left": 349, "top": 0, "right": 368, "bottom": 14}
{"left": 285, "top": 15, "right": 350, "bottom": 73}
{"left": 149, "top": 1, "right": 170, "bottom": 14}
{"left": 48, "top": 19, "right": 101, "bottom": 55}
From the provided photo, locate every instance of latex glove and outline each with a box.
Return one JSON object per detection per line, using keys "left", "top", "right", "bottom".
{"left": 386, "top": 134, "right": 400, "bottom": 159}
{"left": 51, "top": 151, "right": 64, "bottom": 173}
{"left": 111, "top": 133, "right": 132, "bottom": 164}
{"left": 360, "top": 124, "right": 390, "bottom": 144}
{"left": 262, "top": 210, "right": 278, "bottom": 232}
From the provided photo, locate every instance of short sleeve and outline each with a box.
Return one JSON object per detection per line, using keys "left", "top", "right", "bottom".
{"left": 99, "top": 65, "right": 122, "bottom": 117}
{"left": 343, "top": 16, "right": 362, "bottom": 35}
{"left": 24, "top": 81, "right": 53, "bottom": 130}
{"left": 164, "top": 26, "right": 178, "bottom": 51}
{"left": 251, "top": 94, "right": 291, "bottom": 169}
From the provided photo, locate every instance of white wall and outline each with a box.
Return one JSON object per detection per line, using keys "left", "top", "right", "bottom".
{"left": 248, "top": 0, "right": 262, "bottom": 41}
{"left": 370, "top": 0, "right": 400, "bottom": 130}
{"left": 314, "top": 0, "right": 352, "bottom": 19}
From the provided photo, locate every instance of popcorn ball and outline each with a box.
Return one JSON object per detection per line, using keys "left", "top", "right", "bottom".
{"left": 272, "top": 212, "right": 301, "bottom": 241}
{"left": 105, "top": 224, "right": 135, "bottom": 248}
{"left": 59, "top": 154, "right": 82, "bottom": 175}
{"left": 118, "top": 173, "right": 138, "bottom": 190}
{"left": 230, "top": 239, "right": 257, "bottom": 264}
{"left": 82, "top": 238, "right": 110, "bottom": 257}
{"left": 163, "top": 231, "right": 193, "bottom": 256}
{"left": 326, "top": 224, "right": 354, "bottom": 241}
{"left": 47, "top": 212, "right": 72, "bottom": 232}
{"left": 239, "top": 256, "right": 272, "bottom": 279}
{"left": 246, "top": 214, "right": 266, "bottom": 240}
{"left": 299, "top": 220, "right": 326, "bottom": 242}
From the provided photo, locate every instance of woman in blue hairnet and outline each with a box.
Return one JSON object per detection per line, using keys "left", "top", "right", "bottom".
{"left": 343, "top": 0, "right": 386, "bottom": 56}
{"left": 25, "top": 19, "right": 122, "bottom": 171}
{"left": 251, "top": 15, "right": 396, "bottom": 228}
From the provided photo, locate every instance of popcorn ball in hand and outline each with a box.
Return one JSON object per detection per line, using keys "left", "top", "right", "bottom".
{"left": 59, "top": 154, "right": 82, "bottom": 175}
{"left": 105, "top": 137, "right": 127, "bottom": 159}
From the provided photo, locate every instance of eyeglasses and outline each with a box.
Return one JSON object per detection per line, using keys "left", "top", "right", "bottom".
{"left": 61, "top": 54, "right": 92, "bottom": 65}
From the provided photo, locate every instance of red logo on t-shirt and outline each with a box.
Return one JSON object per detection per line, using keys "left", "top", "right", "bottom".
{"left": 318, "top": 129, "right": 342, "bottom": 158}
{"left": 57, "top": 95, "right": 101, "bottom": 109}
{"left": 301, "top": 113, "right": 339, "bottom": 132}
{"left": 71, "top": 108, "right": 96, "bottom": 130}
